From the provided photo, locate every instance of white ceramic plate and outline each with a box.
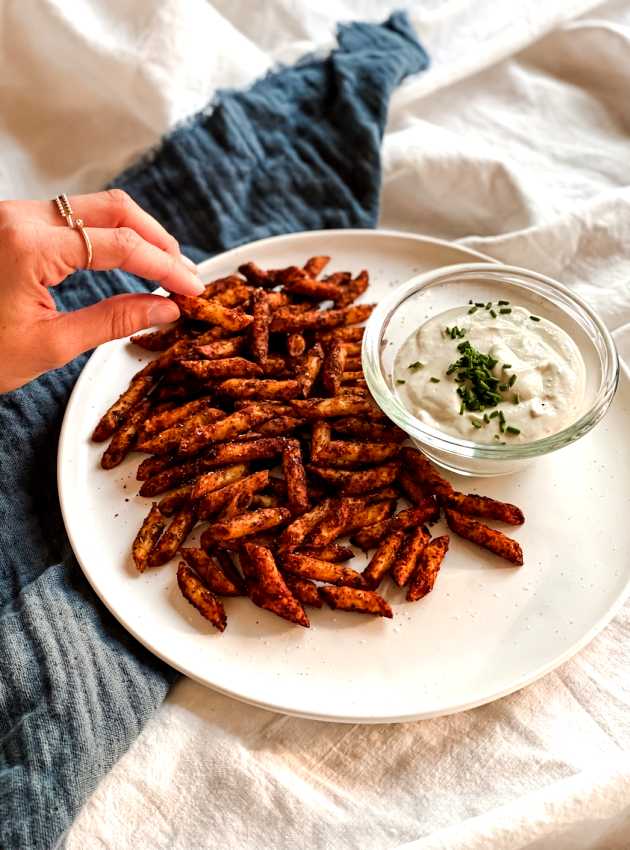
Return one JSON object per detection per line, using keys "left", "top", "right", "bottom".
{"left": 58, "top": 229, "right": 630, "bottom": 723}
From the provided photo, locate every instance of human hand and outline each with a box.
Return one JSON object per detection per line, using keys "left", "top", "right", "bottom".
{"left": 0, "top": 189, "right": 203, "bottom": 392}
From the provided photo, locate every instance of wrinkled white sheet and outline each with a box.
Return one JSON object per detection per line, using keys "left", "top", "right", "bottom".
{"left": 5, "top": 1, "right": 630, "bottom": 848}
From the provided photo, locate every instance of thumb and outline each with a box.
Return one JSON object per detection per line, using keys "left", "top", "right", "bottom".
{"left": 48, "top": 293, "right": 180, "bottom": 363}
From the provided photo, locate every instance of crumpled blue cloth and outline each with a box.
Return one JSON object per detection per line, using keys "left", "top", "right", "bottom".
{"left": 0, "top": 13, "right": 427, "bottom": 849}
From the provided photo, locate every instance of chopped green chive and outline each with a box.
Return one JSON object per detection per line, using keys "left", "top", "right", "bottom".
{"left": 530, "top": 315, "right": 541, "bottom": 322}
{"left": 485, "top": 302, "right": 492, "bottom": 310}
{"left": 470, "top": 416, "right": 484, "bottom": 428}
{"left": 475, "top": 302, "right": 485, "bottom": 308}
{"left": 408, "top": 361, "right": 424, "bottom": 371}
{"left": 490, "top": 309, "right": 497, "bottom": 319}
{"left": 508, "top": 373, "right": 517, "bottom": 387}
{"left": 483, "top": 413, "right": 490, "bottom": 424}
{"left": 512, "top": 393, "right": 520, "bottom": 404}
{"left": 468, "top": 306, "right": 478, "bottom": 314}
{"left": 499, "top": 308, "right": 512, "bottom": 314}
{"left": 445, "top": 326, "right": 466, "bottom": 340}
{"left": 396, "top": 379, "right": 406, "bottom": 385}
{"left": 489, "top": 410, "right": 499, "bottom": 419}
{"left": 468, "top": 299, "right": 473, "bottom": 305}
{"left": 498, "top": 300, "right": 509, "bottom": 306}
{"left": 448, "top": 341, "right": 508, "bottom": 414}
{"left": 499, "top": 383, "right": 508, "bottom": 391}
{"left": 502, "top": 364, "right": 512, "bottom": 370}
{"left": 430, "top": 377, "right": 440, "bottom": 383}
{"left": 506, "top": 426, "right": 521, "bottom": 435}
{"left": 459, "top": 402, "right": 465, "bottom": 415}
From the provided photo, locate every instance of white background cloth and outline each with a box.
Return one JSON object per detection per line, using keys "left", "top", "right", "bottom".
{"left": 4, "top": 2, "right": 630, "bottom": 848}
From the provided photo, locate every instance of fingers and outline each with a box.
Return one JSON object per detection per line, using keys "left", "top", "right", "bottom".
{"left": 46, "top": 293, "right": 181, "bottom": 365}
{"left": 52, "top": 224, "right": 204, "bottom": 295}
{"left": 68, "top": 189, "right": 183, "bottom": 258}
{"left": 16, "top": 189, "right": 184, "bottom": 259}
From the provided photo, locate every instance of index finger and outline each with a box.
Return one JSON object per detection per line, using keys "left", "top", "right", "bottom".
{"left": 53, "top": 224, "right": 204, "bottom": 296}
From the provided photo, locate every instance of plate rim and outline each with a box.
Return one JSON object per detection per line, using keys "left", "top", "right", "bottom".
{"left": 57, "top": 228, "right": 630, "bottom": 723}
{"left": 193, "top": 228, "right": 496, "bottom": 277}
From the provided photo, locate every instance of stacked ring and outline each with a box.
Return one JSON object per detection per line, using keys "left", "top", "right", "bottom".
{"left": 54, "top": 193, "right": 93, "bottom": 270}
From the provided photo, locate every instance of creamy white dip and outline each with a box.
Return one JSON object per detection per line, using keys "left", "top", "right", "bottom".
{"left": 394, "top": 304, "right": 585, "bottom": 444}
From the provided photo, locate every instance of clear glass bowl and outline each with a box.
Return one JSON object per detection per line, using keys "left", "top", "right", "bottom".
{"left": 362, "top": 263, "right": 619, "bottom": 476}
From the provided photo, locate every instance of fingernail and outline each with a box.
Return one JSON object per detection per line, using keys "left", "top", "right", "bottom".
{"left": 181, "top": 255, "right": 199, "bottom": 274}
{"left": 148, "top": 300, "right": 180, "bottom": 325}
{"left": 187, "top": 275, "right": 205, "bottom": 295}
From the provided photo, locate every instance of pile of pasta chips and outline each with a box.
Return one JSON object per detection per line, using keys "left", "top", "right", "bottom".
{"left": 93, "top": 256, "right": 525, "bottom": 632}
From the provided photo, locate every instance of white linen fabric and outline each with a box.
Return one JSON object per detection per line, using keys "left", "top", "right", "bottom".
{"left": 4, "top": 1, "right": 630, "bottom": 848}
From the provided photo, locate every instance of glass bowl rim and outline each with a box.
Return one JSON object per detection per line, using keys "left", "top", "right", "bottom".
{"left": 362, "top": 262, "right": 620, "bottom": 460}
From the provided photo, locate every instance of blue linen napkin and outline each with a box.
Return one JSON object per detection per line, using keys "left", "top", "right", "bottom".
{"left": 0, "top": 13, "right": 427, "bottom": 849}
